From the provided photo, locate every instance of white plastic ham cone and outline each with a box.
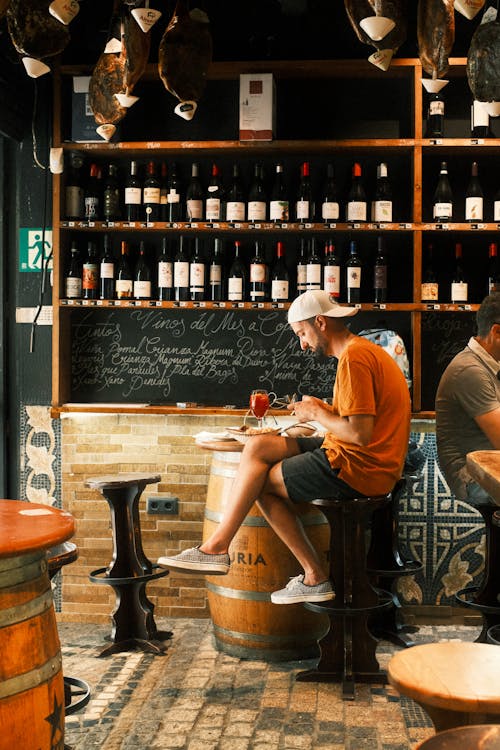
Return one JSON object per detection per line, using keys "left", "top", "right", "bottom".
{"left": 359, "top": 15, "right": 395, "bottom": 41}
{"left": 174, "top": 100, "right": 197, "bottom": 120}
{"left": 96, "top": 124, "right": 117, "bottom": 141}
{"left": 421, "top": 78, "right": 449, "bottom": 93}
{"left": 115, "top": 93, "right": 139, "bottom": 108}
{"left": 104, "top": 37, "right": 122, "bottom": 54}
{"left": 368, "top": 48, "right": 394, "bottom": 71}
{"left": 454, "top": 0, "right": 485, "bottom": 20}
{"left": 49, "top": 0, "right": 80, "bottom": 25}
{"left": 484, "top": 102, "right": 500, "bottom": 117}
{"left": 22, "top": 57, "right": 51, "bottom": 78}
{"left": 131, "top": 7, "right": 162, "bottom": 32}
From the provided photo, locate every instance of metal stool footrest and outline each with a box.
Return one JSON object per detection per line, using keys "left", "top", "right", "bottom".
{"left": 89, "top": 564, "right": 170, "bottom": 586}
{"left": 305, "top": 588, "right": 394, "bottom": 616}
{"left": 64, "top": 676, "right": 91, "bottom": 715}
{"left": 368, "top": 559, "right": 423, "bottom": 577}
{"left": 455, "top": 586, "right": 500, "bottom": 616}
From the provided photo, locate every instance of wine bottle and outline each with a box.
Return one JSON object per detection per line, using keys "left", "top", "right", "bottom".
{"left": 186, "top": 162, "right": 204, "bottom": 221}
{"left": 321, "top": 163, "right": 339, "bottom": 223}
{"left": 64, "top": 241, "right": 82, "bottom": 299}
{"left": 451, "top": 242, "right": 468, "bottom": 303}
{"left": 65, "top": 152, "right": 85, "bottom": 220}
{"left": 296, "top": 238, "right": 308, "bottom": 295}
{"left": 225, "top": 164, "right": 246, "bottom": 222}
{"left": 247, "top": 163, "right": 267, "bottom": 222}
{"left": 103, "top": 163, "right": 121, "bottom": 222}
{"left": 133, "top": 241, "right": 152, "bottom": 300}
{"left": 160, "top": 162, "right": 168, "bottom": 221}
{"left": 209, "top": 237, "right": 224, "bottom": 301}
{"left": 190, "top": 237, "right": 206, "bottom": 300}
{"left": 494, "top": 187, "right": 500, "bottom": 223}
{"left": 174, "top": 236, "right": 190, "bottom": 301}
{"left": 373, "top": 236, "right": 388, "bottom": 303}
{"left": 295, "top": 162, "right": 314, "bottom": 222}
{"left": 249, "top": 240, "right": 268, "bottom": 301}
{"left": 269, "top": 163, "right": 289, "bottom": 222}
{"left": 465, "top": 161, "right": 483, "bottom": 222}
{"left": 346, "top": 240, "right": 362, "bottom": 303}
{"left": 271, "top": 241, "right": 289, "bottom": 302}
{"left": 323, "top": 239, "right": 340, "bottom": 299}
{"left": 166, "top": 161, "right": 182, "bottom": 222}
{"left": 124, "top": 160, "right": 142, "bottom": 222}
{"left": 306, "top": 238, "right": 322, "bottom": 292}
{"left": 84, "top": 163, "right": 100, "bottom": 221}
{"left": 433, "top": 161, "right": 453, "bottom": 222}
{"left": 425, "top": 91, "right": 445, "bottom": 138}
{"left": 228, "top": 240, "right": 246, "bottom": 302}
{"left": 115, "top": 241, "right": 133, "bottom": 300}
{"left": 157, "top": 237, "right": 174, "bottom": 301}
{"left": 421, "top": 243, "right": 439, "bottom": 302}
{"left": 99, "top": 234, "right": 115, "bottom": 300}
{"left": 205, "top": 163, "right": 224, "bottom": 221}
{"left": 372, "top": 162, "right": 393, "bottom": 223}
{"left": 471, "top": 100, "right": 491, "bottom": 138}
{"left": 489, "top": 242, "right": 500, "bottom": 294}
{"left": 346, "top": 163, "right": 367, "bottom": 222}
{"left": 143, "top": 161, "right": 161, "bottom": 222}
{"left": 82, "top": 240, "right": 98, "bottom": 300}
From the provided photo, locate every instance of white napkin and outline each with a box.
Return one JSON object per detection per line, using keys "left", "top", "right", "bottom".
{"left": 194, "top": 431, "right": 233, "bottom": 442}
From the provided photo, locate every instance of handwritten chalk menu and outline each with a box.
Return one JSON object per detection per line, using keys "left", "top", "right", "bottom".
{"left": 421, "top": 312, "right": 476, "bottom": 411}
{"left": 70, "top": 307, "right": 338, "bottom": 405}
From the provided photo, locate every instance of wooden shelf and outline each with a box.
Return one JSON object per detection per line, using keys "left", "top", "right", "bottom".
{"left": 59, "top": 220, "right": 416, "bottom": 232}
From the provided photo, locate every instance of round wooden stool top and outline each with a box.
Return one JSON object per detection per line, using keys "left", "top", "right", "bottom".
{"left": 388, "top": 642, "right": 500, "bottom": 715}
{"left": 85, "top": 473, "right": 161, "bottom": 490}
{"left": 0, "top": 500, "right": 75, "bottom": 559}
{"left": 416, "top": 724, "right": 500, "bottom": 750}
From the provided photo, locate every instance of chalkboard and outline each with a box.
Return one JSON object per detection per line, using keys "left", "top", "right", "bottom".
{"left": 421, "top": 312, "right": 477, "bottom": 411}
{"left": 70, "top": 307, "right": 340, "bottom": 406}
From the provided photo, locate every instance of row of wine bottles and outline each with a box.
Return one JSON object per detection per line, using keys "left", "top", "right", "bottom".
{"left": 425, "top": 92, "right": 493, "bottom": 139}
{"left": 63, "top": 235, "right": 392, "bottom": 304}
{"left": 422, "top": 241, "right": 500, "bottom": 303}
{"left": 432, "top": 161, "right": 500, "bottom": 223}
{"left": 64, "top": 157, "right": 394, "bottom": 224}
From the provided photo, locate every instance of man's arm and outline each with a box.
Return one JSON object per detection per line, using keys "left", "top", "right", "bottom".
{"left": 290, "top": 395, "right": 375, "bottom": 446}
{"left": 475, "top": 407, "right": 500, "bottom": 449}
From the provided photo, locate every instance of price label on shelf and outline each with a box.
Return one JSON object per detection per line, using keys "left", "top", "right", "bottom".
{"left": 281, "top": 223, "right": 289, "bottom": 229}
{"left": 471, "top": 223, "right": 485, "bottom": 230}
{"left": 426, "top": 303, "right": 441, "bottom": 310}
{"left": 373, "top": 303, "right": 386, "bottom": 310}
{"left": 436, "top": 224, "right": 450, "bottom": 230}
{"left": 430, "top": 139, "right": 443, "bottom": 145}
{"left": 68, "top": 221, "right": 75, "bottom": 227}
{"left": 470, "top": 139, "right": 485, "bottom": 145}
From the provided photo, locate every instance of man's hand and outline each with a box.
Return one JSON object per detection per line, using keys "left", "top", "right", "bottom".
{"left": 289, "top": 396, "right": 374, "bottom": 446}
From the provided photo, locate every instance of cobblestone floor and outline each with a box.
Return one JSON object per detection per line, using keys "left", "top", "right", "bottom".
{"left": 60, "top": 620, "right": 480, "bottom": 750}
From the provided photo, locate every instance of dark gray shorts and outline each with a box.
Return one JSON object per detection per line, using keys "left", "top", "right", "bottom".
{"left": 281, "top": 437, "right": 363, "bottom": 502}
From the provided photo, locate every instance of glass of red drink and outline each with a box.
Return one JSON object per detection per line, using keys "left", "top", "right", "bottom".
{"left": 249, "top": 389, "right": 270, "bottom": 429}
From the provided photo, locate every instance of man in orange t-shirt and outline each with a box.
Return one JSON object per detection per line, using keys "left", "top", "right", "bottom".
{"left": 159, "top": 290, "right": 411, "bottom": 604}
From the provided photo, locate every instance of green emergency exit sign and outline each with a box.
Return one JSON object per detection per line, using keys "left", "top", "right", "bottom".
{"left": 19, "top": 228, "right": 53, "bottom": 272}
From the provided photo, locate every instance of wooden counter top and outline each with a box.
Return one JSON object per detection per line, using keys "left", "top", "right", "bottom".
{"left": 466, "top": 451, "right": 500, "bottom": 505}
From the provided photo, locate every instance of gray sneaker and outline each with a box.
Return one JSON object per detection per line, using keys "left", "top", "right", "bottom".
{"left": 157, "top": 546, "right": 230, "bottom": 575}
{"left": 271, "top": 574, "right": 334, "bottom": 604}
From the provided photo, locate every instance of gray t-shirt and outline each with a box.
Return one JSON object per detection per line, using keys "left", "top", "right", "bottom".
{"left": 436, "top": 337, "right": 500, "bottom": 500}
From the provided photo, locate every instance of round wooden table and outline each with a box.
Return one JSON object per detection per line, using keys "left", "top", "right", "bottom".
{"left": 0, "top": 500, "right": 75, "bottom": 750}
{"left": 416, "top": 724, "right": 500, "bottom": 750}
{"left": 388, "top": 642, "right": 500, "bottom": 731}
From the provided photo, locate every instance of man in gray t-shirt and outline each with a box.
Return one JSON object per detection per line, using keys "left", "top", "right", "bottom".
{"left": 436, "top": 293, "right": 500, "bottom": 505}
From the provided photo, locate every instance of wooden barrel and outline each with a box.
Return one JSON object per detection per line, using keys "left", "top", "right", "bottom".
{"left": 0, "top": 500, "right": 75, "bottom": 750}
{"left": 203, "top": 450, "right": 330, "bottom": 661}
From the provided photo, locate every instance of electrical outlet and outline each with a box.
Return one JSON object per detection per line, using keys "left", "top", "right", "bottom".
{"left": 146, "top": 496, "right": 179, "bottom": 515}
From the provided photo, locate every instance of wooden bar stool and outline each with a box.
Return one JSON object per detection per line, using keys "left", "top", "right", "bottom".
{"left": 455, "top": 507, "right": 500, "bottom": 642}
{"left": 388, "top": 642, "right": 500, "bottom": 731}
{"left": 416, "top": 725, "right": 500, "bottom": 750}
{"left": 86, "top": 473, "right": 172, "bottom": 657}
{"left": 296, "top": 492, "right": 393, "bottom": 699}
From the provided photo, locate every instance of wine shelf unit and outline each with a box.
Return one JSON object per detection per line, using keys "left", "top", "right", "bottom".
{"left": 52, "top": 57, "right": 500, "bottom": 415}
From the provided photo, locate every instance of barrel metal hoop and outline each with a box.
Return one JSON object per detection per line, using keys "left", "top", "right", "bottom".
{"left": 0, "top": 556, "right": 47, "bottom": 588}
{"left": 213, "top": 622, "right": 325, "bottom": 645}
{"left": 0, "top": 653, "right": 62, "bottom": 699}
{"left": 205, "top": 508, "right": 327, "bottom": 528}
{"left": 0, "top": 587, "right": 53, "bottom": 629}
{"left": 206, "top": 580, "right": 271, "bottom": 601}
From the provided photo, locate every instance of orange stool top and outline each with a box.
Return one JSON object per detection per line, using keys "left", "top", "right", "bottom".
{"left": 0, "top": 500, "right": 75, "bottom": 559}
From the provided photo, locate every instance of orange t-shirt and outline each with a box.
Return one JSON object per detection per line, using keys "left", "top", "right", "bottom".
{"left": 321, "top": 337, "right": 411, "bottom": 495}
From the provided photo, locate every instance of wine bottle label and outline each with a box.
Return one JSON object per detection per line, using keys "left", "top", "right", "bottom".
{"left": 66, "top": 186, "right": 84, "bottom": 217}
{"left": 158, "top": 261, "right": 173, "bottom": 288}
{"left": 296, "top": 200, "right": 310, "bottom": 221}
{"left": 125, "top": 187, "right": 141, "bottom": 205}
{"left": 250, "top": 263, "right": 266, "bottom": 283}
{"left": 347, "top": 266, "right": 361, "bottom": 289}
{"left": 374, "top": 266, "right": 387, "bottom": 289}
{"left": 115, "top": 279, "right": 133, "bottom": 297}
{"left": 297, "top": 263, "right": 307, "bottom": 291}
{"left": 65, "top": 277, "right": 81, "bottom": 298}
{"left": 373, "top": 200, "right": 393, "bottom": 222}
{"left": 451, "top": 282, "right": 468, "bottom": 302}
{"left": 168, "top": 190, "right": 180, "bottom": 204}
{"left": 490, "top": 281, "right": 500, "bottom": 293}
{"left": 433, "top": 202, "right": 453, "bottom": 220}
{"left": 143, "top": 187, "right": 161, "bottom": 204}
{"left": 270, "top": 200, "right": 289, "bottom": 222}
{"left": 82, "top": 264, "right": 98, "bottom": 289}
{"left": 495, "top": 201, "right": 500, "bottom": 222}
{"left": 160, "top": 189, "right": 168, "bottom": 205}
{"left": 174, "top": 261, "right": 189, "bottom": 288}
{"left": 271, "top": 279, "right": 289, "bottom": 300}
{"left": 100, "top": 262, "right": 114, "bottom": 279}
{"left": 190, "top": 263, "right": 205, "bottom": 288}
{"left": 421, "top": 282, "right": 438, "bottom": 301}
{"left": 323, "top": 265, "right": 340, "bottom": 296}
{"left": 134, "top": 280, "right": 152, "bottom": 298}
{"left": 346, "top": 201, "right": 367, "bottom": 221}
{"left": 226, "top": 202, "right": 246, "bottom": 221}
{"left": 206, "top": 198, "right": 221, "bottom": 220}
{"left": 321, "top": 202, "right": 340, "bottom": 221}
{"left": 210, "top": 265, "right": 222, "bottom": 284}
{"left": 187, "top": 199, "right": 203, "bottom": 220}
{"left": 248, "top": 201, "right": 266, "bottom": 221}
{"left": 465, "top": 196, "right": 483, "bottom": 221}
{"left": 84, "top": 197, "right": 98, "bottom": 219}
{"left": 306, "top": 264, "right": 322, "bottom": 287}
{"left": 104, "top": 190, "right": 120, "bottom": 217}
{"left": 429, "top": 101, "right": 444, "bottom": 116}
{"left": 228, "top": 277, "right": 243, "bottom": 300}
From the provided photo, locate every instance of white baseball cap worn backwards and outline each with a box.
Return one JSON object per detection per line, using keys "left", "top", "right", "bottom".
{"left": 287, "top": 290, "right": 359, "bottom": 324}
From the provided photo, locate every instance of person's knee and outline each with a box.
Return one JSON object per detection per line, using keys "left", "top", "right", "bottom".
{"left": 243, "top": 434, "right": 277, "bottom": 462}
